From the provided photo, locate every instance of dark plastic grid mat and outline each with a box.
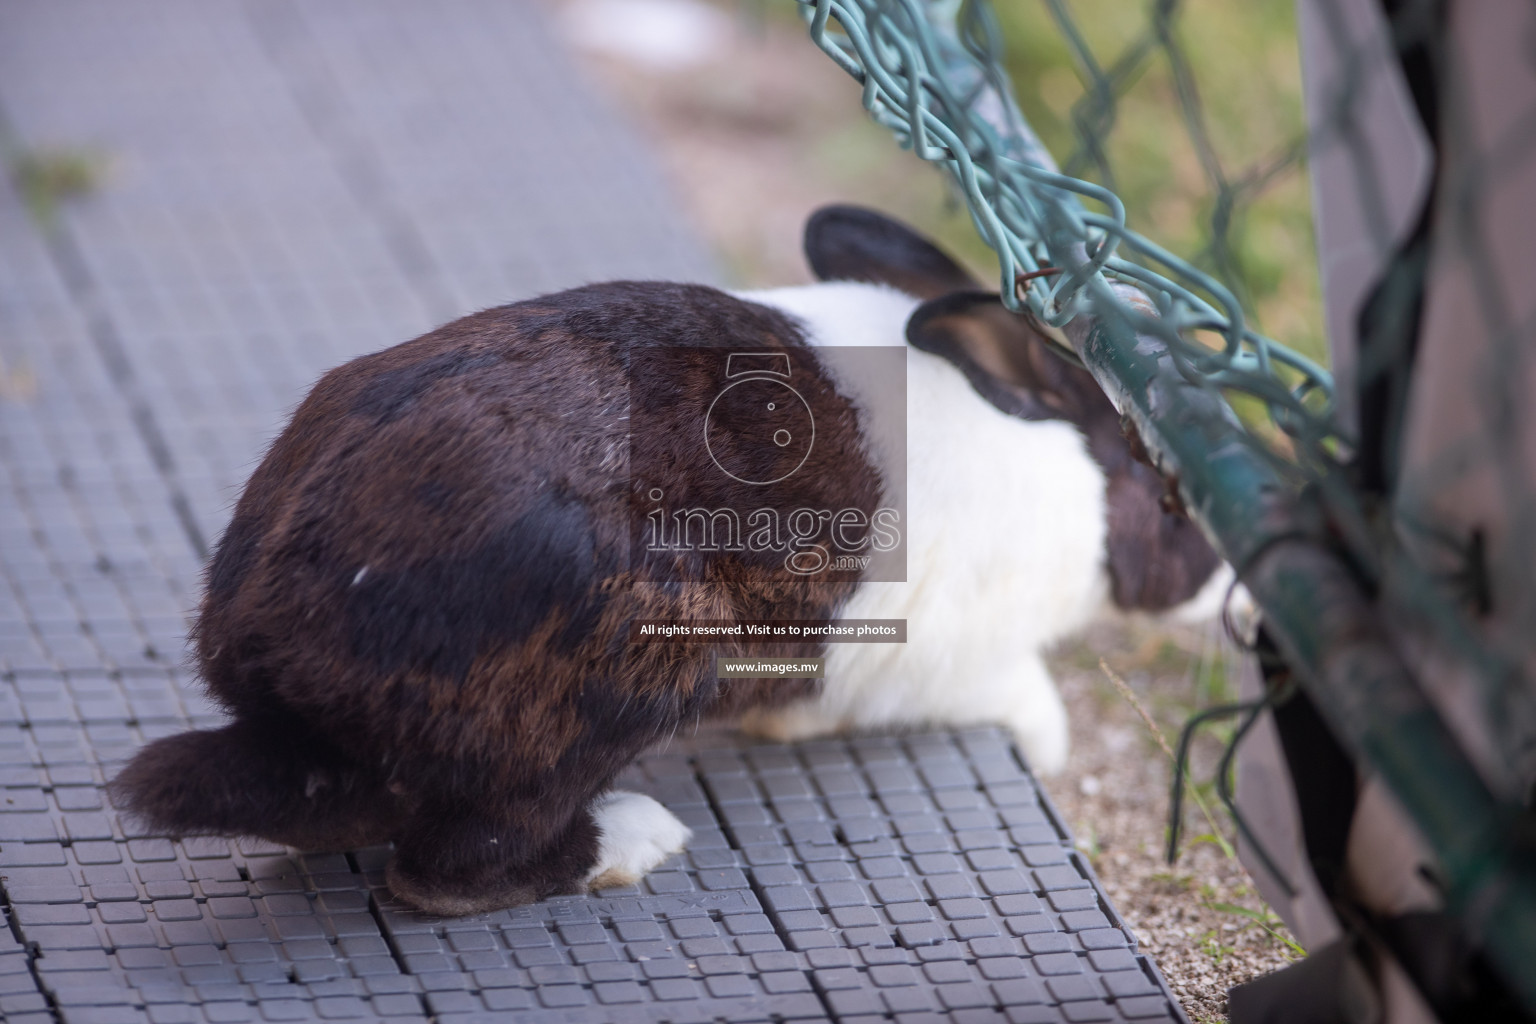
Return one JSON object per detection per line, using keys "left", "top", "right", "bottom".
{"left": 0, "top": 0, "right": 715, "bottom": 548}
{"left": 0, "top": 2, "right": 1186, "bottom": 1021}
{"left": 0, "top": 721, "right": 1182, "bottom": 1024}
{"left": 0, "top": 143, "right": 201, "bottom": 684}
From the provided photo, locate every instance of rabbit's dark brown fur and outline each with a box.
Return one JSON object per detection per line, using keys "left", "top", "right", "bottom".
{"left": 113, "top": 281, "right": 879, "bottom": 914}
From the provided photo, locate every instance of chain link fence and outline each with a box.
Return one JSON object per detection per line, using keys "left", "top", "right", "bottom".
{"left": 796, "top": 0, "right": 1536, "bottom": 1018}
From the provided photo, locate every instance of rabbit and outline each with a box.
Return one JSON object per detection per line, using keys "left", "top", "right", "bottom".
{"left": 109, "top": 204, "right": 1227, "bottom": 916}
{"left": 737, "top": 206, "right": 1231, "bottom": 769}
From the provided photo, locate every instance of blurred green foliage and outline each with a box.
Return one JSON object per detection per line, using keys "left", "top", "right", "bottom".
{"left": 989, "top": 0, "right": 1325, "bottom": 366}
{"left": 9, "top": 145, "right": 106, "bottom": 231}
{"left": 758, "top": 0, "right": 1326, "bottom": 370}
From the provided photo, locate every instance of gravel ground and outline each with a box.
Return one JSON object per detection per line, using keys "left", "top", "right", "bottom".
{"left": 554, "top": 4, "right": 1302, "bottom": 1017}
{"left": 1045, "top": 624, "right": 1301, "bottom": 1023}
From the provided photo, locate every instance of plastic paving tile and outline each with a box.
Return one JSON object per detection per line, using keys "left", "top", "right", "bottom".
{"left": 0, "top": 1, "right": 1187, "bottom": 1021}
{"left": 0, "top": 721, "right": 1184, "bottom": 1024}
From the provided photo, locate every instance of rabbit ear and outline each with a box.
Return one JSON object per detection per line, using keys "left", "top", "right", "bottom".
{"left": 905, "top": 290, "right": 1106, "bottom": 424}
{"left": 804, "top": 205, "right": 978, "bottom": 299}
{"left": 908, "top": 290, "right": 1224, "bottom": 610}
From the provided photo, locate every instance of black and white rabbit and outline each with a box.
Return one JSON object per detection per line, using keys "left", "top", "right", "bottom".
{"left": 110, "top": 206, "right": 1227, "bottom": 916}
{"left": 737, "top": 208, "right": 1231, "bottom": 768}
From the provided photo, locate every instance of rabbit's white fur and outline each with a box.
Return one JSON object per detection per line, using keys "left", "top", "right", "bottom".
{"left": 585, "top": 791, "right": 692, "bottom": 891}
{"left": 736, "top": 283, "right": 1110, "bottom": 774}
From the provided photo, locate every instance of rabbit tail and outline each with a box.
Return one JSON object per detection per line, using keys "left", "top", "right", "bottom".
{"left": 109, "top": 713, "right": 398, "bottom": 851}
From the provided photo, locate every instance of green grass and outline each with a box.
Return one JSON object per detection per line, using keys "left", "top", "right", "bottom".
{"left": 1202, "top": 896, "right": 1307, "bottom": 959}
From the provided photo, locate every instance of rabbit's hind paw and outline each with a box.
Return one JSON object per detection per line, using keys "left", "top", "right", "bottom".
{"left": 585, "top": 791, "right": 692, "bottom": 892}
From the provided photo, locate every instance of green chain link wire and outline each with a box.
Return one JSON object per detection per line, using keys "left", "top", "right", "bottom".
{"left": 800, "top": 0, "right": 1339, "bottom": 473}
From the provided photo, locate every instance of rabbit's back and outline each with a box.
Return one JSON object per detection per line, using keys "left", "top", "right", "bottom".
{"left": 196, "top": 281, "right": 881, "bottom": 776}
